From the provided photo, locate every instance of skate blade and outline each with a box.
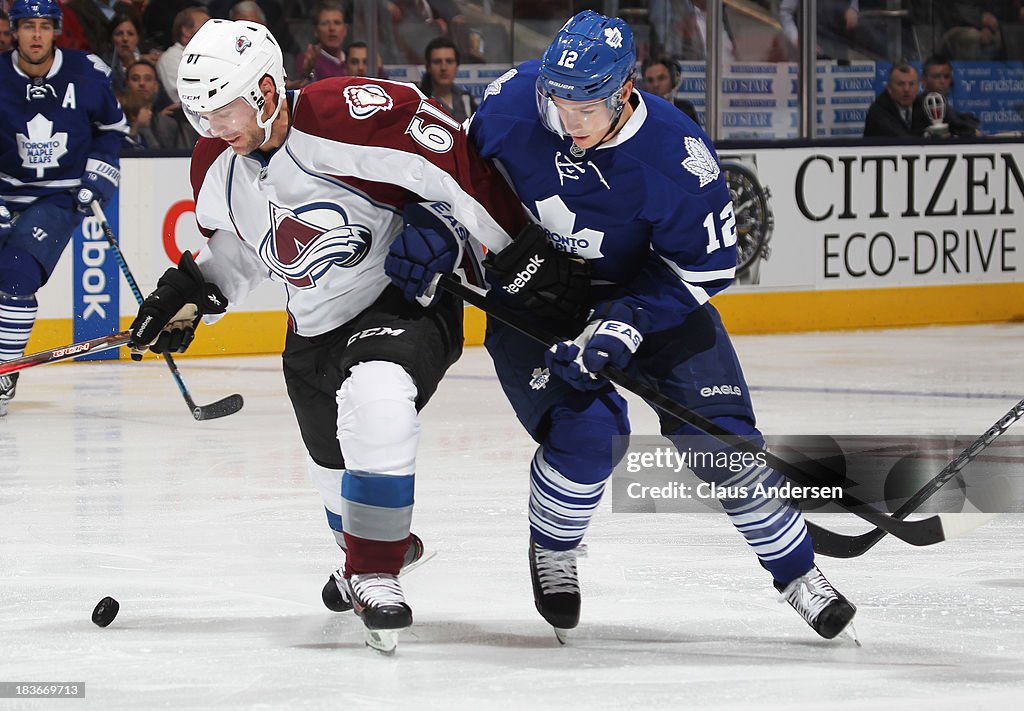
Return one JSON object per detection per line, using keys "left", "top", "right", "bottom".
{"left": 400, "top": 548, "right": 437, "bottom": 577}
{"left": 838, "top": 622, "right": 861, "bottom": 647}
{"left": 553, "top": 627, "right": 571, "bottom": 645}
{"left": 364, "top": 628, "right": 401, "bottom": 656}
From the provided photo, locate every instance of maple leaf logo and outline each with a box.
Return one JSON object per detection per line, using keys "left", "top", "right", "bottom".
{"left": 534, "top": 195, "right": 604, "bottom": 259}
{"left": 16, "top": 114, "right": 69, "bottom": 178}
{"left": 681, "top": 136, "right": 720, "bottom": 187}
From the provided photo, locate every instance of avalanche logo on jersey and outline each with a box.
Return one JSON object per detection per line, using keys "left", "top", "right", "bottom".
{"left": 259, "top": 202, "right": 372, "bottom": 289}
{"left": 534, "top": 195, "right": 604, "bottom": 259}
{"left": 235, "top": 36, "right": 252, "bottom": 54}
{"left": 344, "top": 84, "right": 393, "bottom": 119}
{"left": 682, "top": 136, "right": 720, "bottom": 187}
{"left": 17, "top": 114, "right": 69, "bottom": 178}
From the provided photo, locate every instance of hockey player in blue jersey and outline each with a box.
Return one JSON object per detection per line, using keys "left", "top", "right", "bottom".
{"left": 387, "top": 10, "right": 858, "bottom": 642}
{"left": 0, "top": 0, "right": 126, "bottom": 416}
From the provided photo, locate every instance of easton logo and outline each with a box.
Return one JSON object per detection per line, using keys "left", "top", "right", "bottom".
{"left": 344, "top": 84, "right": 394, "bottom": 118}
{"left": 53, "top": 343, "right": 91, "bottom": 358}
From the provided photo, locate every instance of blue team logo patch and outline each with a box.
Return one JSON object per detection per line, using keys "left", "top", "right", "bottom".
{"left": 533, "top": 195, "right": 604, "bottom": 259}
{"left": 259, "top": 202, "right": 372, "bottom": 289}
{"left": 235, "top": 36, "right": 252, "bottom": 54}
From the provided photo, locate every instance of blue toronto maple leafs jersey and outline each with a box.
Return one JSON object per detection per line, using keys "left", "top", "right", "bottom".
{"left": 469, "top": 60, "right": 737, "bottom": 333}
{"left": 0, "top": 49, "right": 127, "bottom": 207}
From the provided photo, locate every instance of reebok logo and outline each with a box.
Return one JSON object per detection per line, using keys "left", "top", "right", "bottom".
{"left": 501, "top": 255, "right": 544, "bottom": 295}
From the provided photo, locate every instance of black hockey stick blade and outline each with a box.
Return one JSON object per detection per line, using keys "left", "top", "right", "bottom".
{"left": 806, "top": 398, "right": 1024, "bottom": 557}
{"left": 91, "top": 201, "right": 244, "bottom": 422}
{"left": 438, "top": 274, "right": 965, "bottom": 549}
{"left": 191, "top": 393, "right": 245, "bottom": 421}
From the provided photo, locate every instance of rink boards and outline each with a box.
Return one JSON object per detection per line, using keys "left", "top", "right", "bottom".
{"left": 27, "top": 141, "right": 1024, "bottom": 358}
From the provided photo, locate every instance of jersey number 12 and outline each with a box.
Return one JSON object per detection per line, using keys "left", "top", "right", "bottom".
{"left": 703, "top": 202, "right": 737, "bottom": 254}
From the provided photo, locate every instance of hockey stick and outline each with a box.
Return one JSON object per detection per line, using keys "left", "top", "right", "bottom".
{"left": 0, "top": 330, "right": 131, "bottom": 376}
{"left": 439, "top": 274, "right": 992, "bottom": 549}
{"left": 803, "top": 400, "right": 1018, "bottom": 557}
{"left": 90, "top": 202, "right": 243, "bottom": 421}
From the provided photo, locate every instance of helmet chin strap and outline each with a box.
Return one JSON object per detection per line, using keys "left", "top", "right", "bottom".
{"left": 255, "top": 87, "right": 284, "bottom": 146}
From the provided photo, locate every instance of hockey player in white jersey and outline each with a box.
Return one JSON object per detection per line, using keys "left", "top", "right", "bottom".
{"left": 387, "top": 10, "right": 858, "bottom": 642}
{"left": 123, "top": 19, "right": 566, "bottom": 654}
{"left": 0, "top": 0, "right": 126, "bottom": 416}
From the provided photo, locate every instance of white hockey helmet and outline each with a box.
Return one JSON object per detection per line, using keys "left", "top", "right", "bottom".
{"left": 177, "top": 19, "right": 286, "bottom": 145}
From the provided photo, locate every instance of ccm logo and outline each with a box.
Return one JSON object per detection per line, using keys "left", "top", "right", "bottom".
{"left": 346, "top": 326, "right": 406, "bottom": 346}
{"left": 53, "top": 343, "right": 92, "bottom": 358}
{"left": 700, "top": 384, "right": 742, "bottom": 397}
{"left": 501, "top": 255, "right": 544, "bottom": 295}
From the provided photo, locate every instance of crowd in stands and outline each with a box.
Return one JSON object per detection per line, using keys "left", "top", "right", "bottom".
{"left": 0, "top": 0, "right": 1012, "bottom": 148}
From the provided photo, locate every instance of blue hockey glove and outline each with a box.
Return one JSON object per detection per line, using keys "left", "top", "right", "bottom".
{"left": 74, "top": 160, "right": 119, "bottom": 214}
{"left": 0, "top": 199, "right": 12, "bottom": 239}
{"left": 545, "top": 302, "right": 647, "bottom": 390}
{"left": 385, "top": 221, "right": 461, "bottom": 306}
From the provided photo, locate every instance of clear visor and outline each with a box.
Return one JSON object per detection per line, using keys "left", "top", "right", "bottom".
{"left": 536, "top": 84, "right": 617, "bottom": 139}
{"left": 185, "top": 96, "right": 258, "bottom": 139}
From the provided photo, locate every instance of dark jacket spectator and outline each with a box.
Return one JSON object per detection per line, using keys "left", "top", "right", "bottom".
{"left": 864, "top": 62, "right": 930, "bottom": 137}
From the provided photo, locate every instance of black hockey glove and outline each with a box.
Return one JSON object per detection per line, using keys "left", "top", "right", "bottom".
{"left": 484, "top": 223, "right": 590, "bottom": 325}
{"left": 128, "top": 251, "right": 228, "bottom": 361}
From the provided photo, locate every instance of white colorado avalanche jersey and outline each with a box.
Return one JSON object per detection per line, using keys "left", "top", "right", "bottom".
{"left": 191, "top": 77, "right": 525, "bottom": 336}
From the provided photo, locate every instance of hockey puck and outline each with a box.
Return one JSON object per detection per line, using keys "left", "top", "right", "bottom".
{"left": 91, "top": 596, "right": 120, "bottom": 627}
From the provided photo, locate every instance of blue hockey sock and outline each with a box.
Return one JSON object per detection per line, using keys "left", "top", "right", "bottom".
{"left": 670, "top": 417, "right": 814, "bottom": 584}
{"left": 0, "top": 293, "right": 38, "bottom": 363}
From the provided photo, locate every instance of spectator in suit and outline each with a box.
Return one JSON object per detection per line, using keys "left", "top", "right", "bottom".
{"left": 920, "top": 55, "right": 982, "bottom": 137}
{"left": 864, "top": 61, "right": 929, "bottom": 137}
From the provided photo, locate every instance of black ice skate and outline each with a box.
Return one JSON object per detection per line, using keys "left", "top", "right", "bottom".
{"left": 346, "top": 573, "right": 413, "bottom": 655}
{"left": 529, "top": 538, "right": 586, "bottom": 644}
{"left": 0, "top": 372, "right": 17, "bottom": 418}
{"left": 321, "top": 533, "right": 429, "bottom": 612}
{"left": 776, "top": 565, "right": 858, "bottom": 643}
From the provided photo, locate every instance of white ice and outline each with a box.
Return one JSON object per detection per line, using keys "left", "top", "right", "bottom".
{"left": 1, "top": 324, "right": 1022, "bottom": 709}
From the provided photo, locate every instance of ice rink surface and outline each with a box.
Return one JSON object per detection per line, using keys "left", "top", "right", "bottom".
{"left": 1, "top": 323, "right": 1022, "bottom": 710}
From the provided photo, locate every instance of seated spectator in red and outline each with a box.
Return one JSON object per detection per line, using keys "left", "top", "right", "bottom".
{"left": 55, "top": 0, "right": 92, "bottom": 50}
{"left": 294, "top": 1, "right": 347, "bottom": 85}
{"left": 418, "top": 36, "right": 476, "bottom": 124}
{"left": 864, "top": 62, "right": 928, "bottom": 137}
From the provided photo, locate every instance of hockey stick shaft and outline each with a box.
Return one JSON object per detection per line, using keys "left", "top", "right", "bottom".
{"left": 90, "top": 202, "right": 243, "bottom": 421}
{"left": 805, "top": 398, "right": 1020, "bottom": 557}
{"left": 0, "top": 331, "right": 131, "bottom": 375}
{"left": 438, "top": 275, "right": 953, "bottom": 548}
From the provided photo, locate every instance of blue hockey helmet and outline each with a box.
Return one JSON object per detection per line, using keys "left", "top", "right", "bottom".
{"left": 536, "top": 10, "right": 635, "bottom": 136}
{"left": 8, "top": 0, "right": 63, "bottom": 31}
